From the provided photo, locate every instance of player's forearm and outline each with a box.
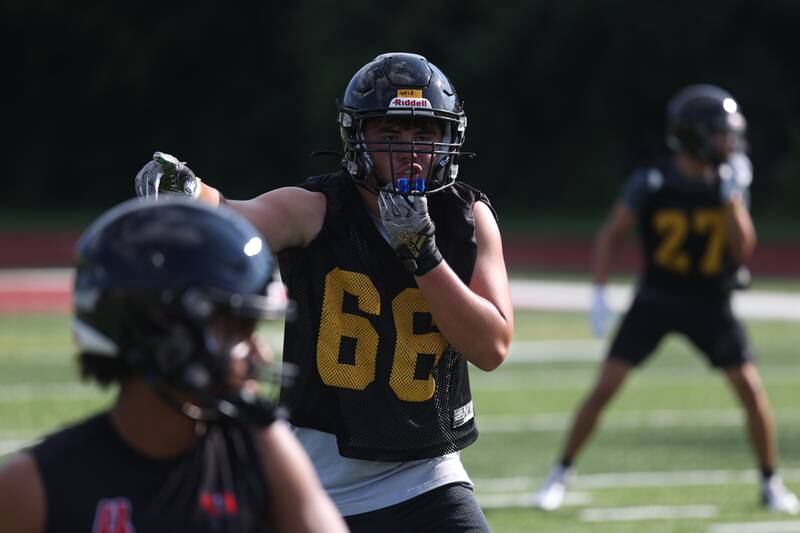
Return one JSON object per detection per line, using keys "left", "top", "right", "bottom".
{"left": 592, "top": 204, "right": 635, "bottom": 285}
{"left": 197, "top": 181, "right": 223, "bottom": 207}
{"left": 416, "top": 263, "right": 512, "bottom": 371}
{"left": 591, "top": 230, "right": 619, "bottom": 285}
{"left": 725, "top": 199, "right": 757, "bottom": 262}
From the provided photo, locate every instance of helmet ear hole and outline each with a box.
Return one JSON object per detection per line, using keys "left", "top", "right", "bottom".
{"left": 153, "top": 323, "right": 196, "bottom": 379}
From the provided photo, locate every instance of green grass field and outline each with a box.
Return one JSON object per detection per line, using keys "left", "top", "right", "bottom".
{"left": 2, "top": 302, "right": 800, "bottom": 532}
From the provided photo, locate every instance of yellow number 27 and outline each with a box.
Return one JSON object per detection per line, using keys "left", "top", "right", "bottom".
{"left": 652, "top": 208, "right": 727, "bottom": 275}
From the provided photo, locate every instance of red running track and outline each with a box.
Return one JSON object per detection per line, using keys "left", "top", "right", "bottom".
{"left": 1, "top": 232, "right": 799, "bottom": 314}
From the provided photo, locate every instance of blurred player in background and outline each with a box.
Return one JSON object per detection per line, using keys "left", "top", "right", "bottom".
{"left": 0, "top": 199, "right": 347, "bottom": 532}
{"left": 132, "top": 52, "right": 514, "bottom": 532}
{"left": 533, "top": 84, "right": 799, "bottom": 514}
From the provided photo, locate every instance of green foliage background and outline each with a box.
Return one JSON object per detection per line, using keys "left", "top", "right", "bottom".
{"left": 4, "top": 0, "right": 800, "bottom": 222}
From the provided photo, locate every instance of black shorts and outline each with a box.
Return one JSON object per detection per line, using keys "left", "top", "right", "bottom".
{"left": 608, "top": 290, "right": 753, "bottom": 369}
{"left": 344, "top": 482, "right": 490, "bottom": 533}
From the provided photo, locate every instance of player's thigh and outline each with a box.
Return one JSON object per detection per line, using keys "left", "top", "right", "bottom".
{"left": 345, "top": 482, "right": 489, "bottom": 533}
{"left": 607, "top": 294, "right": 671, "bottom": 366}
{"left": 683, "top": 300, "right": 753, "bottom": 368}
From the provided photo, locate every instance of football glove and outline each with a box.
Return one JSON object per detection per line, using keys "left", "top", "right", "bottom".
{"left": 589, "top": 284, "right": 611, "bottom": 338}
{"left": 718, "top": 152, "right": 752, "bottom": 205}
{"left": 134, "top": 151, "right": 201, "bottom": 200}
{"left": 377, "top": 189, "right": 443, "bottom": 275}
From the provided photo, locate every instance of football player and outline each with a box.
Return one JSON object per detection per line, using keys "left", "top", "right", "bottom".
{"left": 0, "top": 199, "right": 347, "bottom": 532}
{"left": 533, "top": 84, "right": 799, "bottom": 514}
{"left": 131, "top": 52, "right": 513, "bottom": 532}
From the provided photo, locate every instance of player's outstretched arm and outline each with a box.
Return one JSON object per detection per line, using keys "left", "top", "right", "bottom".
{"left": 258, "top": 420, "right": 348, "bottom": 533}
{"left": 226, "top": 187, "right": 326, "bottom": 254}
{"left": 0, "top": 452, "right": 45, "bottom": 533}
{"left": 133, "top": 152, "right": 326, "bottom": 254}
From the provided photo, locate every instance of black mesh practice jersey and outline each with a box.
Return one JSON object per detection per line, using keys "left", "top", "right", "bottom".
{"left": 30, "top": 413, "right": 269, "bottom": 533}
{"left": 621, "top": 159, "right": 746, "bottom": 299}
{"left": 278, "top": 172, "right": 494, "bottom": 461}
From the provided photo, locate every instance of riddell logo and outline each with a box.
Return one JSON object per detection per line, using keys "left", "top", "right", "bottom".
{"left": 389, "top": 97, "right": 431, "bottom": 108}
{"left": 92, "top": 498, "right": 135, "bottom": 533}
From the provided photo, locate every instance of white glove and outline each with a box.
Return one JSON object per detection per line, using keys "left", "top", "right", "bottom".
{"left": 589, "top": 284, "right": 611, "bottom": 338}
{"left": 718, "top": 152, "right": 752, "bottom": 205}
{"left": 134, "top": 151, "right": 201, "bottom": 200}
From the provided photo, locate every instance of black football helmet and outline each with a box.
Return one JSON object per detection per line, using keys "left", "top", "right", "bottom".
{"left": 72, "top": 197, "right": 291, "bottom": 426}
{"left": 338, "top": 52, "right": 468, "bottom": 194}
{"left": 665, "top": 84, "right": 747, "bottom": 164}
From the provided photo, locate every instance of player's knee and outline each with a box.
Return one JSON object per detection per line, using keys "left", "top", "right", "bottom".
{"left": 727, "top": 367, "right": 767, "bottom": 405}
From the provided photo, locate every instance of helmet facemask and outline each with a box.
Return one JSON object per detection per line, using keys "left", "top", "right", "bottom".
{"left": 76, "top": 284, "right": 292, "bottom": 427}
{"left": 152, "top": 286, "right": 295, "bottom": 427}
{"left": 340, "top": 113, "right": 466, "bottom": 195}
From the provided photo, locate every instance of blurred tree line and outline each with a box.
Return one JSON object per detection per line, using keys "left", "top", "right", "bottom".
{"left": 4, "top": 0, "right": 800, "bottom": 225}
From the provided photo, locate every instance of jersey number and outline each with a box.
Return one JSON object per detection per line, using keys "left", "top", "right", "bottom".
{"left": 316, "top": 268, "right": 447, "bottom": 402}
{"left": 652, "top": 208, "right": 727, "bottom": 275}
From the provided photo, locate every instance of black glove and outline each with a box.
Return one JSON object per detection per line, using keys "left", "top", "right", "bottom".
{"left": 134, "top": 151, "right": 200, "bottom": 199}
{"left": 377, "top": 190, "right": 443, "bottom": 275}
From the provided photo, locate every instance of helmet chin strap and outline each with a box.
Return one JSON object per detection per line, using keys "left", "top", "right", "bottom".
{"left": 147, "top": 332, "right": 283, "bottom": 429}
{"left": 146, "top": 376, "right": 220, "bottom": 423}
{"left": 352, "top": 126, "right": 382, "bottom": 191}
{"left": 360, "top": 150, "right": 379, "bottom": 189}
{"left": 149, "top": 378, "right": 280, "bottom": 428}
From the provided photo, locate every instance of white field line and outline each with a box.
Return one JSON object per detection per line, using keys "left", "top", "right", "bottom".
{"left": 0, "top": 439, "right": 36, "bottom": 455}
{"left": 509, "top": 279, "right": 800, "bottom": 321}
{"left": 3, "top": 270, "right": 799, "bottom": 320}
{"left": 708, "top": 520, "right": 800, "bottom": 533}
{"left": 476, "top": 409, "right": 800, "bottom": 433}
{"left": 4, "top": 360, "right": 798, "bottom": 400}
{"left": 475, "top": 468, "right": 800, "bottom": 493}
{"left": 0, "top": 268, "right": 73, "bottom": 290}
{"left": 472, "top": 371, "right": 800, "bottom": 392}
{"left": 0, "top": 383, "right": 106, "bottom": 403}
{"left": 3, "top": 384, "right": 799, "bottom": 433}
{"left": 508, "top": 339, "right": 604, "bottom": 362}
{"left": 580, "top": 504, "right": 718, "bottom": 522}
{"left": 476, "top": 491, "right": 719, "bottom": 521}
{"left": 479, "top": 491, "right": 592, "bottom": 509}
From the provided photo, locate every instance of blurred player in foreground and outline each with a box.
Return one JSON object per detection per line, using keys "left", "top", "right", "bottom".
{"left": 533, "top": 84, "right": 799, "bottom": 514}
{"left": 133, "top": 52, "right": 514, "bottom": 532}
{"left": 0, "top": 198, "right": 347, "bottom": 532}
